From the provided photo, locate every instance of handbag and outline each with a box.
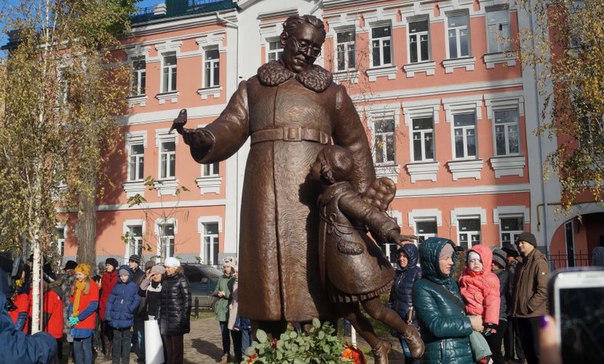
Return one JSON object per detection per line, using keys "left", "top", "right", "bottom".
{"left": 421, "top": 279, "right": 492, "bottom": 361}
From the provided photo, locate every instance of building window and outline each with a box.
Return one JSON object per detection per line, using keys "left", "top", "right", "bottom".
{"left": 131, "top": 56, "right": 146, "bottom": 96}
{"left": 202, "top": 162, "right": 219, "bottom": 177}
{"left": 336, "top": 29, "right": 356, "bottom": 71}
{"left": 486, "top": 7, "right": 510, "bottom": 53}
{"left": 494, "top": 109, "right": 520, "bottom": 156}
{"left": 412, "top": 117, "right": 434, "bottom": 162}
{"left": 267, "top": 40, "right": 283, "bottom": 62}
{"left": 374, "top": 118, "right": 395, "bottom": 165}
{"left": 499, "top": 216, "right": 523, "bottom": 246}
{"left": 159, "top": 140, "right": 176, "bottom": 179}
{"left": 126, "top": 225, "right": 143, "bottom": 258}
{"left": 458, "top": 218, "right": 481, "bottom": 250}
{"left": 56, "top": 226, "right": 65, "bottom": 256}
{"left": 453, "top": 113, "right": 477, "bottom": 159}
{"left": 447, "top": 13, "right": 470, "bottom": 58}
{"left": 409, "top": 19, "right": 430, "bottom": 63}
{"left": 202, "top": 222, "right": 219, "bottom": 266}
{"left": 415, "top": 219, "right": 437, "bottom": 243}
{"left": 128, "top": 144, "right": 144, "bottom": 182}
{"left": 203, "top": 48, "right": 219, "bottom": 88}
{"left": 159, "top": 223, "right": 175, "bottom": 258}
{"left": 162, "top": 52, "right": 177, "bottom": 93}
{"left": 371, "top": 25, "right": 392, "bottom": 67}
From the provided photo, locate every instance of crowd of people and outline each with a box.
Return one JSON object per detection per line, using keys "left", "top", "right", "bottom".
{"left": 2, "top": 254, "right": 193, "bottom": 364}
{"left": 388, "top": 232, "right": 549, "bottom": 364}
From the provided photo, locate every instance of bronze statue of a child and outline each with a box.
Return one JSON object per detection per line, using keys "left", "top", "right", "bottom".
{"left": 311, "top": 145, "right": 425, "bottom": 363}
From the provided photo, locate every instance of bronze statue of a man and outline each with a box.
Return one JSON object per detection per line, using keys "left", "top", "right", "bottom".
{"left": 173, "top": 15, "right": 375, "bottom": 327}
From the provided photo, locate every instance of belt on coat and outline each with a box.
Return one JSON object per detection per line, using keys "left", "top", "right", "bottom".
{"left": 250, "top": 127, "right": 331, "bottom": 145}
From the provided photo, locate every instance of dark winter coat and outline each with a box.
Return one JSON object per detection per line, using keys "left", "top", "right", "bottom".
{"left": 158, "top": 269, "right": 192, "bottom": 336}
{"left": 511, "top": 248, "right": 550, "bottom": 318}
{"left": 493, "top": 268, "right": 510, "bottom": 323}
{"left": 389, "top": 244, "right": 422, "bottom": 326}
{"left": 412, "top": 237, "right": 473, "bottom": 364}
{"left": 105, "top": 267, "right": 141, "bottom": 329}
{"left": 182, "top": 60, "right": 375, "bottom": 321}
{"left": 0, "top": 282, "right": 57, "bottom": 363}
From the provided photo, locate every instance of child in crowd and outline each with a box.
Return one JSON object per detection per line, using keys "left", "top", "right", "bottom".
{"left": 68, "top": 263, "right": 100, "bottom": 364}
{"left": 105, "top": 266, "right": 141, "bottom": 364}
{"left": 458, "top": 244, "right": 501, "bottom": 363}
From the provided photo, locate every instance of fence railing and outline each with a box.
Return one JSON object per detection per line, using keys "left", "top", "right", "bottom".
{"left": 547, "top": 251, "right": 592, "bottom": 270}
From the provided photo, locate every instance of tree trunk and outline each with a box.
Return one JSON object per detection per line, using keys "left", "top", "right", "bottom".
{"left": 76, "top": 180, "right": 98, "bottom": 267}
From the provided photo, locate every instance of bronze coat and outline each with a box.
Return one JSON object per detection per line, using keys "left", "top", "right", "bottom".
{"left": 183, "top": 63, "right": 375, "bottom": 321}
{"left": 318, "top": 182, "right": 395, "bottom": 303}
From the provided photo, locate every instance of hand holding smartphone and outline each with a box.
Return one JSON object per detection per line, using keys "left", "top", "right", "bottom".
{"left": 549, "top": 268, "right": 604, "bottom": 363}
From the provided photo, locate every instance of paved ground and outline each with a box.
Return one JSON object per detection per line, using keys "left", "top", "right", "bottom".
{"left": 83, "top": 315, "right": 406, "bottom": 363}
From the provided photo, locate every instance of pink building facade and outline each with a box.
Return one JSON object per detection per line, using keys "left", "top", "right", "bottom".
{"left": 58, "top": 0, "right": 603, "bottom": 269}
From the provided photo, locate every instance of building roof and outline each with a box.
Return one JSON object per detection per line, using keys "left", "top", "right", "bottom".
{"left": 131, "top": 0, "right": 236, "bottom": 24}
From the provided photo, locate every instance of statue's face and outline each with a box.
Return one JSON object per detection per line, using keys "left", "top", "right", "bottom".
{"left": 281, "top": 22, "right": 324, "bottom": 73}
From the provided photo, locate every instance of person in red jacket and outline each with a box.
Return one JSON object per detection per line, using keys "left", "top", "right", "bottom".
{"left": 42, "top": 281, "right": 64, "bottom": 361}
{"left": 9, "top": 265, "right": 30, "bottom": 332}
{"left": 99, "top": 257, "right": 118, "bottom": 360}
{"left": 68, "top": 263, "right": 99, "bottom": 364}
{"left": 458, "top": 244, "right": 501, "bottom": 363}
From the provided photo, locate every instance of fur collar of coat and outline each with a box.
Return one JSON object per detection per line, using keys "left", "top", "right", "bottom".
{"left": 257, "top": 60, "right": 333, "bottom": 92}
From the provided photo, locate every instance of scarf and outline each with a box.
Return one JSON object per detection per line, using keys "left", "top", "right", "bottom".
{"left": 72, "top": 279, "right": 88, "bottom": 317}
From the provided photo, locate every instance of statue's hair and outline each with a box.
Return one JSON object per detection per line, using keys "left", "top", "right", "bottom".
{"left": 281, "top": 15, "right": 326, "bottom": 41}
{"left": 320, "top": 145, "right": 354, "bottom": 184}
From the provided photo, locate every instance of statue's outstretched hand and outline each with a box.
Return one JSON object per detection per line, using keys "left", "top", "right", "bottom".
{"left": 169, "top": 108, "right": 188, "bottom": 134}
{"left": 386, "top": 231, "right": 417, "bottom": 247}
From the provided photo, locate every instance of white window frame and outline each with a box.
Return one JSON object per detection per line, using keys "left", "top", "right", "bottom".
{"left": 266, "top": 38, "right": 283, "bottom": 62}
{"left": 203, "top": 47, "right": 220, "bottom": 88}
{"left": 155, "top": 219, "right": 176, "bottom": 259}
{"left": 125, "top": 224, "right": 144, "bottom": 259}
{"left": 493, "top": 108, "right": 521, "bottom": 156}
{"left": 157, "top": 134, "right": 176, "bottom": 180}
{"left": 411, "top": 117, "right": 435, "bottom": 162}
{"left": 414, "top": 218, "right": 438, "bottom": 243}
{"left": 161, "top": 52, "right": 177, "bottom": 93}
{"left": 486, "top": 6, "right": 511, "bottom": 53}
{"left": 408, "top": 18, "right": 431, "bottom": 64}
{"left": 498, "top": 214, "right": 524, "bottom": 247}
{"left": 202, "top": 222, "right": 219, "bottom": 266}
{"left": 128, "top": 142, "right": 145, "bottom": 182}
{"left": 457, "top": 217, "right": 481, "bottom": 250}
{"left": 131, "top": 56, "right": 146, "bottom": 96}
{"left": 202, "top": 162, "right": 219, "bottom": 177}
{"left": 56, "top": 225, "right": 66, "bottom": 256}
{"left": 370, "top": 24, "right": 393, "bottom": 68}
{"left": 371, "top": 115, "right": 396, "bottom": 166}
{"left": 446, "top": 12, "right": 471, "bottom": 59}
{"left": 453, "top": 112, "right": 477, "bottom": 160}
{"left": 335, "top": 28, "right": 356, "bottom": 71}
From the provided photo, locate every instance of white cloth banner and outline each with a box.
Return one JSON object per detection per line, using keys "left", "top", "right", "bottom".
{"left": 144, "top": 320, "right": 164, "bottom": 364}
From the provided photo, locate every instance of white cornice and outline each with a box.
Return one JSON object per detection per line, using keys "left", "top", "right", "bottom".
{"left": 129, "top": 9, "right": 237, "bottom": 37}
{"left": 395, "top": 183, "right": 530, "bottom": 198}
{"left": 98, "top": 198, "right": 227, "bottom": 211}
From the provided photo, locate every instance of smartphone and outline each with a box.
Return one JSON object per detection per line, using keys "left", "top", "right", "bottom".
{"left": 549, "top": 268, "right": 604, "bottom": 363}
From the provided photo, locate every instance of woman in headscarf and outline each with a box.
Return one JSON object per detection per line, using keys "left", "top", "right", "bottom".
{"left": 68, "top": 263, "right": 99, "bottom": 364}
{"left": 412, "top": 237, "right": 483, "bottom": 363}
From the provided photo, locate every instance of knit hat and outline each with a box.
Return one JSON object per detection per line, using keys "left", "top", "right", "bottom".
{"left": 129, "top": 254, "right": 141, "bottom": 264}
{"left": 164, "top": 257, "right": 181, "bottom": 268}
{"left": 516, "top": 232, "right": 537, "bottom": 247}
{"left": 119, "top": 268, "right": 130, "bottom": 277}
{"left": 502, "top": 243, "right": 520, "bottom": 257}
{"left": 150, "top": 265, "right": 166, "bottom": 275}
{"left": 105, "top": 258, "right": 119, "bottom": 269}
{"left": 492, "top": 248, "right": 507, "bottom": 269}
{"left": 223, "top": 257, "right": 235, "bottom": 268}
{"left": 63, "top": 260, "right": 78, "bottom": 271}
{"left": 468, "top": 251, "right": 481, "bottom": 262}
{"left": 74, "top": 263, "right": 91, "bottom": 277}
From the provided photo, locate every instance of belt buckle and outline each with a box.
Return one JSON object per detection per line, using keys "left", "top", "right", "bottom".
{"left": 284, "top": 127, "right": 302, "bottom": 142}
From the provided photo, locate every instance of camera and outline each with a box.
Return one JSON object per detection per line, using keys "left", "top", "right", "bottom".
{"left": 549, "top": 267, "right": 604, "bottom": 363}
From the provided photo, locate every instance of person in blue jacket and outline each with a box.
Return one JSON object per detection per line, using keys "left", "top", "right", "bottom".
{"left": 0, "top": 267, "right": 57, "bottom": 363}
{"left": 389, "top": 243, "right": 422, "bottom": 363}
{"left": 412, "top": 237, "right": 484, "bottom": 363}
{"left": 105, "top": 266, "right": 141, "bottom": 364}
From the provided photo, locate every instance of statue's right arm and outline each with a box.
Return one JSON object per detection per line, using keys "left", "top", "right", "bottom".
{"left": 181, "top": 80, "right": 250, "bottom": 164}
